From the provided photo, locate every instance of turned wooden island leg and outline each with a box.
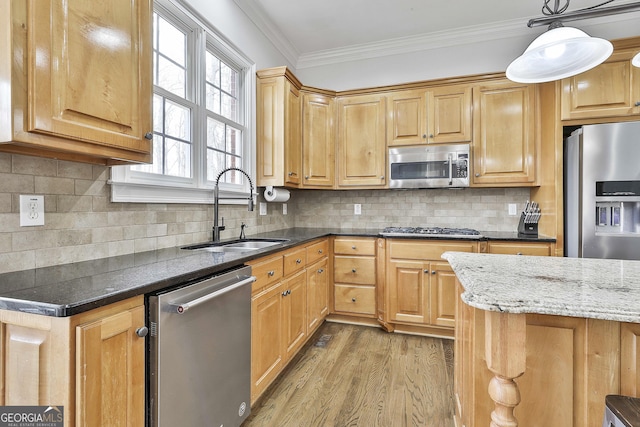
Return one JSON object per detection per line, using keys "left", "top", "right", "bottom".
{"left": 484, "top": 311, "right": 527, "bottom": 427}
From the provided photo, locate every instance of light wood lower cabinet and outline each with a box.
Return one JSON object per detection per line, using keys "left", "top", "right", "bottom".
{"left": 248, "top": 238, "right": 330, "bottom": 404}
{"left": 332, "top": 237, "right": 378, "bottom": 317}
{"left": 385, "top": 240, "right": 477, "bottom": 337}
{"left": 0, "top": 296, "right": 145, "bottom": 427}
{"left": 486, "top": 240, "right": 555, "bottom": 256}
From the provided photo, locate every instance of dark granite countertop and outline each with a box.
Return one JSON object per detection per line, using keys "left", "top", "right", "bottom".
{"left": 0, "top": 227, "right": 554, "bottom": 317}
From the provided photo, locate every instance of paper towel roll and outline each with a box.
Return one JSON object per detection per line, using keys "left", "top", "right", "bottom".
{"left": 264, "top": 186, "right": 290, "bottom": 202}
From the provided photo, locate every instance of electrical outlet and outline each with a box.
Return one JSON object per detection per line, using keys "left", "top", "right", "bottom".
{"left": 508, "top": 203, "right": 518, "bottom": 216}
{"left": 354, "top": 204, "right": 361, "bottom": 215}
{"left": 282, "top": 203, "right": 288, "bottom": 215}
{"left": 259, "top": 202, "right": 267, "bottom": 216}
{"left": 20, "top": 195, "right": 45, "bottom": 226}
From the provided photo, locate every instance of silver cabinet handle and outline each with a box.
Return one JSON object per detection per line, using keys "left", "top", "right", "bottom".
{"left": 475, "top": 173, "right": 480, "bottom": 177}
{"left": 144, "top": 132, "right": 153, "bottom": 140}
{"left": 352, "top": 246, "right": 357, "bottom": 250}
{"left": 305, "top": 176, "right": 309, "bottom": 179}
{"left": 268, "top": 270, "right": 275, "bottom": 277}
{"left": 429, "top": 134, "right": 434, "bottom": 138}
{"left": 318, "top": 249, "right": 323, "bottom": 254}
{"left": 171, "top": 276, "right": 256, "bottom": 314}
{"left": 422, "top": 134, "right": 427, "bottom": 138}
{"left": 318, "top": 269, "right": 324, "bottom": 273}
{"left": 423, "top": 269, "right": 429, "bottom": 273}
{"left": 351, "top": 298, "right": 357, "bottom": 302}
{"left": 516, "top": 252, "right": 523, "bottom": 255}
{"left": 432, "top": 271, "right": 436, "bottom": 275}
{"left": 635, "top": 101, "right": 640, "bottom": 106}
{"left": 296, "top": 259, "right": 302, "bottom": 264}
{"left": 380, "top": 175, "right": 385, "bottom": 179}
{"left": 136, "top": 326, "right": 148, "bottom": 337}
{"left": 352, "top": 269, "right": 357, "bottom": 273}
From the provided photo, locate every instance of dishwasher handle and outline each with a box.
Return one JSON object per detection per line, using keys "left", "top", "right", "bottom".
{"left": 171, "top": 275, "right": 256, "bottom": 314}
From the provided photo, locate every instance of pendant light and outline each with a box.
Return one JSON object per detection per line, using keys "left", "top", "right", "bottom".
{"left": 507, "top": 0, "right": 640, "bottom": 83}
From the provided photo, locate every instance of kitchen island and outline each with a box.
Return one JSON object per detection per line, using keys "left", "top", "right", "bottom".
{"left": 443, "top": 252, "right": 640, "bottom": 427}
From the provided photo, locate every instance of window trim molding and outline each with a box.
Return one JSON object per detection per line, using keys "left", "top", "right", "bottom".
{"left": 110, "top": 0, "right": 256, "bottom": 205}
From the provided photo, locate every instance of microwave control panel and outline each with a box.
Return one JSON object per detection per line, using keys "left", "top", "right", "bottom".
{"left": 455, "top": 154, "right": 469, "bottom": 178}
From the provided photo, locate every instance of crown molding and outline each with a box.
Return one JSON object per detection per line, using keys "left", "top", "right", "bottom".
{"left": 232, "top": 0, "right": 640, "bottom": 71}
{"left": 233, "top": 0, "right": 299, "bottom": 68}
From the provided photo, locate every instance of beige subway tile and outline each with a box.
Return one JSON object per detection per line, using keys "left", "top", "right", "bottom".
{"left": 75, "top": 179, "right": 108, "bottom": 197}
{"left": 0, "top": 154, "right": 11, "bottom": 173}
{"left": 12, "top": 155, "right": 57, "bottom": 177}
{"left": 0, "top": 173, "right": 35, "bottom": 194}
{"left": 92, "top": 226, "right": 125, "bottom": 243}
{"left": 57, "top": 195, "right": 94, "bottom": 212}
{"left": 35, "top": 176, "right": 74, "bottom": 195}
{"left": 109, "top": 240, "right": 135, "bottom": 257}
{"left": 56, "top": 229, "right": 93, "bottom": 247}
{"left": 58, "top": 161, "right": 93, "bottom": 179}
{"left": 123, "top": 224, "right": 147, "bottom": 239}
{"left": 35, "top": 243, "right": 109, "bottom": 268}
{"left": 12, "top": 230, "right": 57, "bottom": 251}
{"left": 0, "top": 250, "right": 36, "bottom": 273}
{"left": 134, "top": 237, "right": 157, "bottom": 252}
{"left": 157, "top": 235, "right": 177, "bottom": 249}
{"left": 147, "top": 223, "right": 168, "bottom": 238}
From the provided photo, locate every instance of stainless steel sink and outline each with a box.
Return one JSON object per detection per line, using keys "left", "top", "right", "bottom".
{"left": 181, "top": 238, "right": 289, "bottom": 253}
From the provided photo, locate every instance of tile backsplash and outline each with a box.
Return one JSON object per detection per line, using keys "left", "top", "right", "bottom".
{"left": 0, "top": 153, "right": 529, "bottom": 274}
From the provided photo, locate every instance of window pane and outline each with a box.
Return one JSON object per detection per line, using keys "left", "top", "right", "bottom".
{"left": 221, "top": 92, "right": 237, "bottom": 121}
{"left": 158, "top": 16, "right": 185, "bottom": 66}
{"left": 165, "top": 100, "right": 190, "bottom": 140}
{"left": 165, "top": 138, "right": 191, "bottom": 178}
{"left": 206, "top": 52, "right": 220, "bottom": 86}
{"left": 220, "top": 63, "right": 237, "bottom": 97}
{"left": 153, "top": 94, "right": 163, "bottom": 132}
{"left": 157, "top": 56, "right": 185, "bottom": 97}
{"left": 132, "top": 135, "right": 163, "bottom": 174}
{"left": 207, "top": 118, "right": 225, "bottom": 150}
{"left": 226, "top": 125, "right": 242, "bottom": 156}
{"left": 207, "top": 149, "right": 225, "bottom": 182}
{"left": 206, "top": 84, "right": 221, "bottom": 114}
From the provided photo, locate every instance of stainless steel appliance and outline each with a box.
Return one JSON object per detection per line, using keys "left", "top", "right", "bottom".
{"left": 381, "top": 226, "right": 482, "bottom": 239}
{"left": 388, "top": 144, "right": 470, "bottom": 189}
{"left": 148, "top": 266, "right": 255, "bottom": 427}
{"left": 565, "top": 121, "right": 640, "bottom": 260}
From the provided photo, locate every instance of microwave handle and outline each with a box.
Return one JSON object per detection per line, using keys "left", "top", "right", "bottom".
{"left": 448, "top": 154, "right": 453, "bottom": 186}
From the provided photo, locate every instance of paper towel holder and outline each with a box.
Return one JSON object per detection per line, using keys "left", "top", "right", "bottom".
{"left": 264, "top": 186, "right": 291, "bottom": 202}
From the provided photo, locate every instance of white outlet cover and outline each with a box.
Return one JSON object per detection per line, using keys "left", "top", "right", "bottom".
{"left": 20, "top": 195, "right": 45, "bottom": 226}
{"left": 354, "top": 204, "right": 362, "bottom": 215}
{"left": 259, "top": 202, "right": 267, "bottom": 216}
{"left": 508, "top": 203, "right": 518, "bottom": 216}
{"left": 282, "top": 203, "right": 288, "bottom": 215}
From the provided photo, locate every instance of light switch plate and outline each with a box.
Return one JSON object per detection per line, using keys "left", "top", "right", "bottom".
{"left": 20, "top": 195, "right": 45, "bottom": 226}
{"left": 354, "top": 204, "right": 362, "bottom": 215}
{"left": 508, "top": 203, "right": 518, "bottom": 216}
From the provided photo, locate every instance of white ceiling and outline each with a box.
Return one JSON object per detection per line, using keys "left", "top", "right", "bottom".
{"left": 233, "top": 0, "right": 640, "bottom": 69}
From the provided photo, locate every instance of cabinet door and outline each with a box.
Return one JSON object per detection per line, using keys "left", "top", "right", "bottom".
{"left": 307, "top": 258, "right": 329, "bottom": 333}
{"left": 621, "top": 322, "right": 640, "bottom": 396}
{"left": 285, "top": 82, "right": 302, "bottom": 186}
{"left": 256, "top": 71, "right": 302, "bottom": 188}
{"left": 76, "top": 305, "right": 145, "bottom": 427}
{"left": 561, "top": 49, "right": 640, "bottom": 120}
{"left": 429, "top": 262, "right": 457, "bottom": 328}
{"left": 251, "top": 281, "right": 285, "bottom": 403}
{"left": 387, "top": 259, "right": 429, "bottom": 324}
{"left": 427, "top": 85, "right": 472, "bottom": 144}
{"left": 302, "top": 92, "right": 335, "bottom": 188}
{"left": 282, "top": 270, "right": 307, "bottom": 360}
{"left": 387, "top": 90, "right": 427, "bottom": 146}
{"left": 337, "top": 94, "right": 387, "bottom": 187}
{"left": 28, "top": 0, "right": 152, "bottom": 156}
{"left": 473, "top": 81, "right": 537, "bottom": 186}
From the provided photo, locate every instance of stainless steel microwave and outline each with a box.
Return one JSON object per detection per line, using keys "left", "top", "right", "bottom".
{"left": 388, "top": 144, "right": 470, "bottom": 189}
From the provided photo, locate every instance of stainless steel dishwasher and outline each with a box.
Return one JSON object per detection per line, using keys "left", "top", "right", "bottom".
{"left": 148, "top": 266, "right": 255, "bottom": 427}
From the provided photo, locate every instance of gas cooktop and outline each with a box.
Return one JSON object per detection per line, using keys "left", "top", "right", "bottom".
{"left": 381, "top": 226, "right": 483, "bottom": 239}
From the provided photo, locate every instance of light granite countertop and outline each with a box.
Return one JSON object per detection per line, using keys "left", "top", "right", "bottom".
{"left": 442, "top": 252, "right": 640, "bottom": 324}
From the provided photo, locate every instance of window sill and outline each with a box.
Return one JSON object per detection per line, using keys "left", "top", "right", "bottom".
{"left": 109, "top": 181, "right": 251, "bottom": 205}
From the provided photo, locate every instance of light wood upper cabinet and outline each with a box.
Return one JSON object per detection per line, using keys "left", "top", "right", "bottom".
{"left": 302, "top": 92, "right": 335, "bottom": 188}
{"left": 387, "top": 85, "right": 472, "bottom": 146}
{"left": 256, "top": 67, "right": 302, "bottom": 188}
{"left": 472, "top": 80, "right": 537, "bottom": 186}
{"left": 561, "top": 48, "right": 640, "bottom": 121}
{"left": 337, "top": 94, "right": 387, "bottom": 187}
{"left": 0, "top": 0, "right": 152, "bottom": 165}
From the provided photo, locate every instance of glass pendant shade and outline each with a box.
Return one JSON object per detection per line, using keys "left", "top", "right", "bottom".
{"left": 633, "top": 52, "right": 640, "bottom": 68}
{"left": 506, "top": 26, "right": 613, "bottom": 83}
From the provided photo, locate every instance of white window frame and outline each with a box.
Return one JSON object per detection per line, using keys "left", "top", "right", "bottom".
{"left": 110, "top": 0, "right": 256, "bottom": 205}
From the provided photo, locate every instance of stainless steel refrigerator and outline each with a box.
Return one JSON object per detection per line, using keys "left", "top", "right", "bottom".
{"left": 564, "top": 121, "right": 640, "bottom": 260}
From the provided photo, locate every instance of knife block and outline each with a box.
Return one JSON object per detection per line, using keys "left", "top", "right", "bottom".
{"left": 517, "top": 213, "right": 538, "bottom": 237}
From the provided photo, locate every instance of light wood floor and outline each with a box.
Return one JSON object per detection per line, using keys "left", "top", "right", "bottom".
{"left": 243, "top": 322, "right": 455, "bottom": 427}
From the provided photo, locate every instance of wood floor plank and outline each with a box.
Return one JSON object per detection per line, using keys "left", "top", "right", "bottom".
{"left": 243, "top": 322, "right": 455, "bottom": 427}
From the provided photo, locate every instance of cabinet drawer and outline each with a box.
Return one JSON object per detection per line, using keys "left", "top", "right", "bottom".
{"left": 283, "top": 247, "right": 307, "bottom": 276}
{"left": 248, "top": 255, "right": 284, "bottom": 292}
{"left": 334, "top": 285, "right": 376, "bottom": 315}
{"left": 334, "top": 256, "right": 376, "bottom": 285}
{"left": 334, "top": 237, "right": 376, "bottom": 256}
{"left": 488, "top": 242, "right": 551, "bottom": 256}
{"left": 389, "top": 240, "right": 477, "bottom": 260}
{"left": 306, "top": 240, "right": 329, "bottom": 264}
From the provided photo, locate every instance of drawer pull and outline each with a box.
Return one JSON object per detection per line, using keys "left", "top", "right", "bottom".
{"left": 351, "top": 269, "right": 357, "bottom": 273}
{"left": 432, "top": 271, "right": 436, "bottom": 275}
{"left": 268, "top": 270, "right": 275, "bottom": 277}
{"left": 352, "top": 246, "right": 357, "bottom": 250}
{"left": 282, "top": 289, "right": 291, "bottom": 297}
{"left": 318, "top": 249, "right": 323, "bottom": 254}
{"left": 296, "top": 258, "right": 302, "bottom": 264}
{"left": 351, "top": 297, "right": 357, "bottom": 302}
{"left": 423, "top": 269, "right": 429, "bottom": 273}
{"left": 318, "top": 269, "right": 324, "bottom": 273}
{"left": 516, "top": 252, "right": 523, "bottom": 255}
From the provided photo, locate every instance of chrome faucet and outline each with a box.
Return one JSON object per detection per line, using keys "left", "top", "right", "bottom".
{"left": 213, "top": 167, "right": 254, "bottom": 242}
